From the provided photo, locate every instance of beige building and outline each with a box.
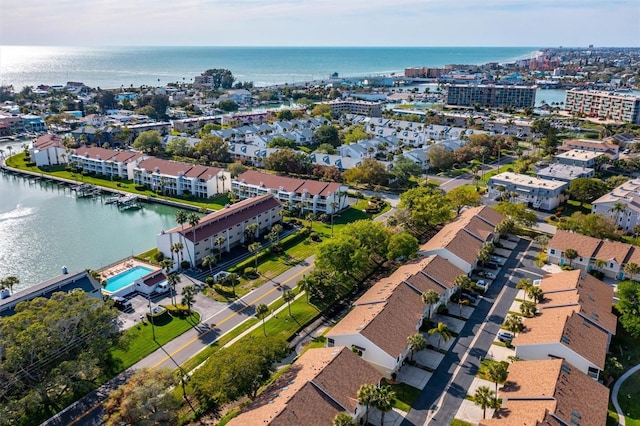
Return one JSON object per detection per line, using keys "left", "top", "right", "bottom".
{"left": 592, "top": 177, "right": 640, "bottom": 232}
{"left": 565, "top": 89, "right": 640, "bottom": 123}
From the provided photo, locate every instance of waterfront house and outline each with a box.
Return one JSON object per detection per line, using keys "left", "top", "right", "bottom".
{"left": 0, "top": 270, "right": 102, "bottom": 317}
{"left": 232, "top": 170, "right": 349, "bottom": 215}
{"left": 546, "top": 230, "right": 640, "bottom": 279}
{"left": 480, "top": 359, "right": 609, "bottom": 426}
{"left": 156, "top": 194, "right": 283, "bottom": 268}
{"left": 30, "top": 134, "right": 67, "bottom": 167}
{"left": 487, "top": 172, "right": 569, "bottom": 211}
{"left": 419, "top": 206, "right": 504, "bottom": 273}
{"left": 133, "top": 157, "right": 230, "bottom": 198}
{"left": 592, "top": 178, "right": 640, "bottom": 232}
{"left": 228, "top": 346, "right": 382, "bottom": 426}
{"left": 70, "top": 146, "right": 145, "bottom": 180}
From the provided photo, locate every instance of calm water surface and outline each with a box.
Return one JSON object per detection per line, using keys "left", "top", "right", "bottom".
{"left": 0, "top": 143, "right": 179, "bottom": 292}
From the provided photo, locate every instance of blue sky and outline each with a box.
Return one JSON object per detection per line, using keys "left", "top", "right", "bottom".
{"left": 1, "top": 0, "right": 638, "bottom": 46}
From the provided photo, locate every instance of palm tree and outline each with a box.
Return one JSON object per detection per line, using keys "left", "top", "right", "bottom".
{"left": 202, "top": 255, "right": 216, "bottom": 277}
{"left": 171, "top": 242, "right": 184, "bottom": 264}
{"left": 248, "top": 242, "right": 262, "bottom": 270}
{"left": 504, "top": 314, "right": 524, "bottom": 336}
{"left": 371, "top": 386, "right": 395, "bottom": 426}
{"left": 527, "top": 286, "right": 543, "bottom": 303}
{"left": 520, "top": 300, "right": 537, "bottom": 317}
{"left": 421, "top": 290, "right": 440, "bottom": 323}
{"left": 213, "top": 236, "right": 227, "bottom": 260}
{"left": 516, "top": 278, "right": 533, "bottom": 301}
{"left": 244, "top": 222, "right": 259, "bottom": 243}
{"left": 407, "top": 333, "right": 427, "bottom": 362}
{"left": 486, "top": 361, "right": 508, "bottom": 395}
{"left": 594, "top": 258, "right": 606, "bottom": 273}
{"left": 563, "top": 248, "right": 578, "bottom": 268}
{"left": 1, "top": 276, "right": 19, "bottom": 294}
{"left": 225, "top": 272, "right": 239, "bottom": 297}
{"left": 454, "top": 274, "right": 472, "bottom": 315}
{"left": 298, "top": 275, "right": 312, "bottom": 303}
{"left": 333, "top": 412, "right": 356, "bottom": 426}
{"left": 255, "top": 303, "right": 269, "bottom": 336}
{"left": 181, "top": 285, "right": 196, "bottom": 313}
{"left": 329, "top": 200, "right": 339, "bottom": 236}
{"left": 624, "top": 262, "right": 640, "bottom": 280}
{"left": 283, "top": 289, "right": 295, "bottom": 317}
{"left": 187, "top": 212, "right": 201, "bottom": 267}
{"left": 610, "top": 202, "right": 627, "bottom": 225}
{"left": 473, "top": 386, "right": 496, "bottom": 420}
{"left": 174, "top": 210, "right": 189, "bottom": 266}
{"left": 428, "top": 322, "right": 452, "bottom": 350}
{"left": 357, "top": 384, "right": 377, "bottom": 425}
{"left": 167, "top": 273, "right": 181, "bottom": 306}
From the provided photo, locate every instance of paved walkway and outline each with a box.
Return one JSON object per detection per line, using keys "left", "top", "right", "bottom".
{"left": 612, "top": 364, "right": 640, "bottom": 426}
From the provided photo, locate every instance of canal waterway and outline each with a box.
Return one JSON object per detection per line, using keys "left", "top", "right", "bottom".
{"left": 0, "top": 143, "right": 180, "bottom": 292}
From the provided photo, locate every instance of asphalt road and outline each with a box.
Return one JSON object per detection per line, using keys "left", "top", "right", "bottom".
{"left": 44, "top": 255, "right": 316, "bottom": 426}
{"left": 401, "top": 237, "right": 547, "bottom": 425}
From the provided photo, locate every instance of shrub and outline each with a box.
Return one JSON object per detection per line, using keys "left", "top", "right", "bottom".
{"left": 589, "top": 269, "right": 605, "bottom": 280}
{"left": 436, "top": 304, "right": 448, "bottom": 314}
{"left": 309, "top": 232, "right": 321, "bottom": 242}
{"left": 180, "top": 260, "right": 191, "bottom": 269}
{"left": 534, "top": 252, "right": 548, "bottom": 267}
{"left": 154, "top": 251, "right": 165, "bottom": 262}
{"left": 244, "top": 267, "right": 257, "bottom": 277}
{"left": 135, "top": 185, "right": 146, "bottom": 191}
{"left": 561, "top": 265, "right": 574, "bottom": 271}
{"left": 206, "top": 276, "right": 214, "bottom": 286}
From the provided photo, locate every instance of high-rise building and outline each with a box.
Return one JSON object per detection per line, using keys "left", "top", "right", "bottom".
{"left": 445, "top": 84, "right": 536, "bottom": 108}
{"left": 564, "top": 89, "right": 640, "bottom": 123}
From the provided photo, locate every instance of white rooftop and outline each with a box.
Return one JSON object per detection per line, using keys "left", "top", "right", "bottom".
{"left": 489, "top": 172, "right": 568, "bottom": 190}
{"left": 555, "top": 149, "right": 602, "bottom": 161}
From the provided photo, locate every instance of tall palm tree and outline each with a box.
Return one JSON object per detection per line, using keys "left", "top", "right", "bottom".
{"left": 174, "top": 210, "right": 189, "bottom": 266}
{"left": 167, "top": 273, "right": 181, "bottom": 306}
{"left": 248, "top": 242, "right": 262, "bottom": 270}
{"left": 329, "top": 200, "right": 339, "bottom": 236}
{"left": 516, "top": 278, "right": 533, "bottom": 301}
{"left": 357, "top": 384, "right": 377, "bottom": 425}
{"left": 624, "top": 262, "right": 640, "bottom": 280}
{"left": 244, "top": 222, "right": 259, "bottom": 243}
{"left": 187, "top": 212, "right": 201, "bottom": 267}
{"left": 170, "top": 242, "right": 183, "bottom": 264}
{"left": 407, "top": 333, "right": 427, "bottom": 362}
{"left": 421, "top": 290, "right": 440, "bottom": 323}
{"left": 255, "top": 303, "right": 269, "bottom": 336}
{"left": 520, "top": 300, "right": 537, "bottom": 317}
{"left": 594, "top": 258, "right": 606, "bottom": 272}
{"left": 428, "top": 322, "right": 452, "bottom": 350}
{"left": 283, "top": 289, "right": 295, "bottom": 317}
{"left": 486, "top": 361, "right": 508, "bottom": 395}
{"left": 610, "top": 202, "right": 627, "bottom": 225}
{"left": 202, "top": 255, "right": 216, "bottom": 277}
{"left": 298, "top": 275, "right": 312, "bottom": 303}
{"left": 215, "top": 236, "right": 226, "bottom": 261}
{"left": 371, "top": 386, "right": 395, "bottom": 426}
{"left": 473, "top": 386, "right": 496, "bottom": 419}
{"left": 454, "top": 275, "right": 472, "bottom": 315}
{"left": 181, "top": 285, "right": 196, "bottom": 313}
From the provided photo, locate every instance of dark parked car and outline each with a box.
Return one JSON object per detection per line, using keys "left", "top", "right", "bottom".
{"left": 485, "top": 262, "right": 499, "bottom": 270}
{"left": 111, "top": 296, "right": 132, "bottom": 310}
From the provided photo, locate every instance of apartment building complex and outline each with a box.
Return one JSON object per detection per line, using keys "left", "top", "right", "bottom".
{"left": 445, "top": 84, "right": 536, "bottom": 108}
{"left": 325, "top": 99, "right": 383, "bottom": 117}
{"left": 565, "top": 89, "right": 640, "bottom": 123}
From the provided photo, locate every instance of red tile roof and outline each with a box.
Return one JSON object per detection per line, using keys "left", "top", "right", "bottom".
{"left": 34, "top": 134, "right": 64, "bottom": 150}
{"left": 137, "top": 157, "right": 194, "bottom": 176}
{"left": 169, "top": 194, "right": 282, "bottom": 242}
{"left": 74, "top": 146, "right": 118, "bottom": 161}
{"left": 236, "top": 170, "right": 343, "bottom": 197}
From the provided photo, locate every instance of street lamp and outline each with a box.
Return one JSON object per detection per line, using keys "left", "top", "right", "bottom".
{"left": 626, "top": 393, "right": 631, "bottom": 416}
{"left": 147, "top": 296, "right": 156, "bottom": 341}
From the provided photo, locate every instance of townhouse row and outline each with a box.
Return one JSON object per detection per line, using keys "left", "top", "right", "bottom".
{"left": 482, "top": 269, "right": 615, "bottom": 425}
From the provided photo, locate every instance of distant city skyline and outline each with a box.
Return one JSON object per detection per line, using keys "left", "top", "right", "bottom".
{"left": 1, "top": 0, "right": 639, "bottom": 47}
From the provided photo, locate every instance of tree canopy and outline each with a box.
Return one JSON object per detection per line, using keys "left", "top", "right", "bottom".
{"left": 343, "top": 158, "right": 390, "bottom": 187}
{"left": 557, "top": 212, "right": 621, "bottom": 240}
{"left": 314, "top": 125, "right": 341, "bottom": 147}
{"left": 203, "top": 69, "right": 235, "bottom": 89}
{"left": 397, "top": 186, "right": 453, "bottom": 231}
{"left": 617, "top": 280, "right": 640, "bottom": 337}
{"left": 194, "top": 134, "right": 230, "bottom": 163}
{"left": 264, "top": 148, "right": 313, "bottom": 175}
{"left": 0, "top": 291, "right": 121, "bottom": 424}
{"left": 446, "top": 186, "right": 482, "bottom": 214}
{"left": 569, "top": 178, "right": 609, "bottom": 206}
{"left": 132, "top": 130, "right": 163, "bottom": 154}
{"left": 493, "top": 201, "right": 537, "bottom": 228}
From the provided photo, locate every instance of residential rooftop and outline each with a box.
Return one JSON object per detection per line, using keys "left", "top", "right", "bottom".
{"left": 488, "top": 172, "right": 568, "bottom": 190}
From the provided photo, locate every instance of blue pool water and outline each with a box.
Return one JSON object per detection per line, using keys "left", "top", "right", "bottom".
{"left": 104, "top": 266, "right": 153, "bottom": 293}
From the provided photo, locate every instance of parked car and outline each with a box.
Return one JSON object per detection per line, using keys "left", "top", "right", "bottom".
{"left": 460, "top": 294, "right": 477, "bottom": 304}
{"left": 485, "top": 262, "right": 499, "bottom": 270}
{"left": 476, "top": 279, "right": 489, "bottom": 290}
{"left": 533, "top": 279, "right": 542, "bottom": 286}
{"left": 497, "top": 330, "right": 514, "bottom": 342}
{"left": 490, "top": 255, "right": 506, "bottom": 265}
{"left": 479, "top": 271, "right": 497, "bottom": 279}
{"left": 111, "top": 296, "right": 132, "bottom": 310}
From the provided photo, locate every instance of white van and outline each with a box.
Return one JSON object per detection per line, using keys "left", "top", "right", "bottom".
{"left": 156, "top": 281, "right": 170, "bottom": 293}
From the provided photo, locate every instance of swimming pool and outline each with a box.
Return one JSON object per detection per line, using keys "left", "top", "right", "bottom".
{"left": 103, "top": 266, "right": 153, "bottom": 293}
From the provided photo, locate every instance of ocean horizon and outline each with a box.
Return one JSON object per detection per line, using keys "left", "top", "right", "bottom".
{"left": 0, "top": 45, "right": 539, "bottom": 90}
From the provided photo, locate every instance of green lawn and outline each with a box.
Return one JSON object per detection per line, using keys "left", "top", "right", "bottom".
{"left": 111, "top": 311, "right": 200, "bottom": 369}
{"left": 383, "top": 380, "right": 421, "bottom": 412}
{"left": 620, "top": 371, "right": 640, "bottom": 425}
{"left": 451, "top": 419, "right": 474, "bottom": 426}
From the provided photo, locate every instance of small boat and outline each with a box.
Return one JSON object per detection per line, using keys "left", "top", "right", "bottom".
{"left": 104, "top": 196, "right": 121, "bottom": 204}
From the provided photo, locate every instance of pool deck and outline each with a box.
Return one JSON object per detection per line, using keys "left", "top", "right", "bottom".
{"left": 99, "top": 259, "right": 159, "bottom": 283}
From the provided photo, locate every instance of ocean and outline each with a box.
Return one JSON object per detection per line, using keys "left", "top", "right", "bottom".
{"left": 0, "top": 46, "right": 538, "bottom": 90}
